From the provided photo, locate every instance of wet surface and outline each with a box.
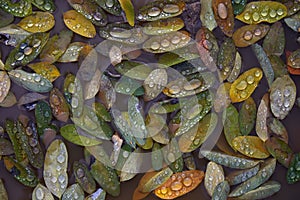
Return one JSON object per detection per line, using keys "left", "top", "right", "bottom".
{"left": 0, "top": 0, "right": 300, "bottom": 199}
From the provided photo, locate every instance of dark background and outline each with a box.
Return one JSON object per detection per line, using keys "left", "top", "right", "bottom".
{"left": 0, "top": 0, "right": 299, "bottom": 199}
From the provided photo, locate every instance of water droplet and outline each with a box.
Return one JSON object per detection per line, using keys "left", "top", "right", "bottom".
{"left": 151, "top": 41, "right": 160, "bottom": 50}
{"left": 167, "top": 152, "right": 176, "bottom": 162}
{"left": 148, "top": 7, "right": 161, "bottom": 17}
{"left": 252, "top": 12, "right": 260, "bottom": 21}
{"left": 169, "top": 85, "right": 181, "bottom": 94}
{"left": 24, "top": 47, "right": 32, "bottom": 55}
{"left": 243, "top": 30, "right": 253, "bottom": 41}
{"left": 217, "top": 3, "right": 228, "bottom": 19}
{"left": 236, "top": 80, "right": 248, "bottom": 90}
{"left": 35, "top": 188, "right": 44, "bottom": 200}
{"left": 161, "top": 39, "right": 170, "bottom": 48}
{"left": 243, "top": 12, "right": 251, "bottom": 20}
{"left": 277, "top": 8, "right": 283, "bottom": 16}
{"left": 170, "top": 181, "right": 183, "bottom": 191}
{"left": 269, "top": 9, "right": 276, "bottom": 18}
{"left": 15, "top": 52, "right": 24, "bottom": 61}
{"left": 34, "top": 76, "right": 41, "bottom": 82}
{"left": 183, "top": 177, "right": 192, "bottom": 187}
{"left": 163, "top": 4, "right": 180, "bottom": 14}
{"left": 161, "top": 186, "right": 168, "bottom": 194}
{"left": 254, "top": 28, "right": 262, "bottom": 36}
{"left": 246, "top": 75, "right": 254, "bottom": 84}
{"left": 57, "top": 154, "right": 65, "bottom": 164}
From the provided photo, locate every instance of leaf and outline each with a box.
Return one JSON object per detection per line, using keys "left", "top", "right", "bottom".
{"left": 118, "top": 0, "right": 135, "bottom": 26}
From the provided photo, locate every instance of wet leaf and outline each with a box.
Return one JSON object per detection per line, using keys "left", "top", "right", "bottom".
{"left": 200, "top": 0, "right": 217, "bottom": 31}
{"left": 232, "top": 136, "right": 270, "bottom": 159}
{"left": 223, "top": 104, "right": 241, "bottom": 150}
{"left": 0, "top": 0, "right": 32, "bottom": 17}
{"left": 6, "top": 120, "right": 27, "bottom": 162}
{"left": 49, "top": 88, "right": 69, "bottom": 122}
{"left": 239, "top": 97, "right": 257, "bottom": 136}
{"left": 263, "top": 22, "right": 285, "bottom": 56}
{"left": 200, "top": 150, "right": 261, "bottom": 169}
{"left": 158, "top": 44, "right": 201, "bottom": 68}
{"left": 4, "top": 156, "right": 38, "bottom": 187}
{"left": 58, "top": 42, "right": 87, "bottom": 63}
{"left": 9, "top": 69, "right": 53, "bottom": 93}
{"left": 229, "top": 67, "right": 263, "bottom": 103}
{"left": 16, "top": 121, "right": 44, "bottom": 168}
{"left": 205, "top": 161, "right": 225, "bottom": 197}
{"left": 115, "top": 61, "right": 152, "bottom": 81}
{"left": 284, "top": 12, "right": 300, "bottom": 32}
{"left": 68, "top": 77, "right": 84, "bottom": 118}
{"left": 138, "top": 167, "right": 173, "bottom": 193}
{"left": 111, "top": 109, "right": 136, "bottom": 148}
{"left": 195, "top": 27, "right": 219, "bottom": 72}
{"left": 92, "top": 102, "right": 111, "bottom": 122}
{"left": 120, "top": 148, "right": 143, "bottom": 181}
{"left": 236, "top": 1, "right": 287, "bottom": 24}
{"left": 287, "top": 49, "right": 300, "bottom": 69}
{"left": 174, "top": 91, "right": 213, "bottom": 137}
{"left": 5, "top": 32, "right": 49, "bottom": 70}
{"left": 0, "top": 71, "right": 10, "bottom": 103}
{"left": 40, "top": 30, "right": 73, "bottom": 63}
{"left": 128, "top": 96, "right": 147, "bottom": 145}
{"left": 267, "top": 117, "right": 288, "bottom": 143}
{"left": 85, "top": 188, "right": 106, "bottom": 200}
{"left": 62, "top": 184, "right": 84, "bottom": 200}
{"left": 229, "top": 158, "right": 276, "bottom": 197}
{"left": 152, "top": 143, "right": 163, "bottom": 171}
{"left": 270, "top": 75, "right": 296, "bottom": 120}
{"left": 256, "top": 93, "right": 270, "bottom": 142}
{"left": 226, "top": 164, "right": 260, "bottom": 186}
{"left": 0, "top": 24, "right": 30, "bottom": 47}
{"left": 214, "top": 82, "right": 231, "bottom": 113}
{"left": 163, "top": 72, "right": 216, "bottom": 98}
{"left": 67, "top": 0, "right": 107, "bottom": 26}
{"left": 44, "top": 140, "right": 68, "bottom": 198}
{"left": 212, "top": 0, "right": 235, "bottom": 36}
{"left": 32, "top": 183, "right": 54, "bottom": 200}
{"left": 265, "top": 137, "right": 293, "bottom": 168}
{"left": 60, "top": 124, "right": 102, "bottom": 146}
{"left": 35, "top": 100, "right": 52, "bottom": 134}
{"left": 178, "top": 113, "right": 218, "bottom": 152}
{"left": 118, "top": 0, "right": 134, "bottom": 26}
{"left": 146, "top": 113, "right": 170, "bottom": 144}
{"left": 269, "top": 55, "right": 288, "bottom": 79}
{"left": 143, "top": 31, "right": 190, "bottom": 53}
{"left": 227, "top": 52, "right": 242, "bottom": 83}
{"left": 83, "top": 69, "right": 102, "bottom": 100}
{"left": 163, "top": 138, "right": 183, "bottom": 173}
{"left": 98, "top": 74, "right": 116, "bottom": 109}
{"left": 287, "top": 153, "right": 300, "bottom": 184}
{"left": 232, "top": 24, "right": 270, "bottom": 48}
{"left": 72, "top": 106, "right": 113, "bottom": 140}
{"left": 32, "top": 0, "right": 56, "bottom": 12}
{"left": 285, "top": 0, "right": 300, "bottom": 16}
{"left": 28, "top": 62, "right": 60, "bottom": 82}
{"left": 217, "top": 37, "right": 236, "bottom": 81}
{"left": 143, "top": 68, "right": 167, "bottom": 101}
{"left": 17, "top": 11, "right": 55, "bottom": 33}
{"left": 154, "top": 170, "right": 204, "bottom": 199}
{"left": 142, "top": 17, "right": 184, "bottom": 35}
{"left": 63, "top": 10, "right": 96, "bottom": 38}
{"left": 231, "top": 180, "right": 281, "bottom": 200}
{"left": 211, "top": 181, "right": 230, "bottom": 200}
{"left": 137, "top": 0, "right": 185, "bottom": 21}
{"left": 90, "top": 160, "right": 120, "bottom": 197}
{"left": 99, "top": 22, "right": 148, "bottom": 44}
{"left": 95, "top": 0, "right": 122, "bottom": 16}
